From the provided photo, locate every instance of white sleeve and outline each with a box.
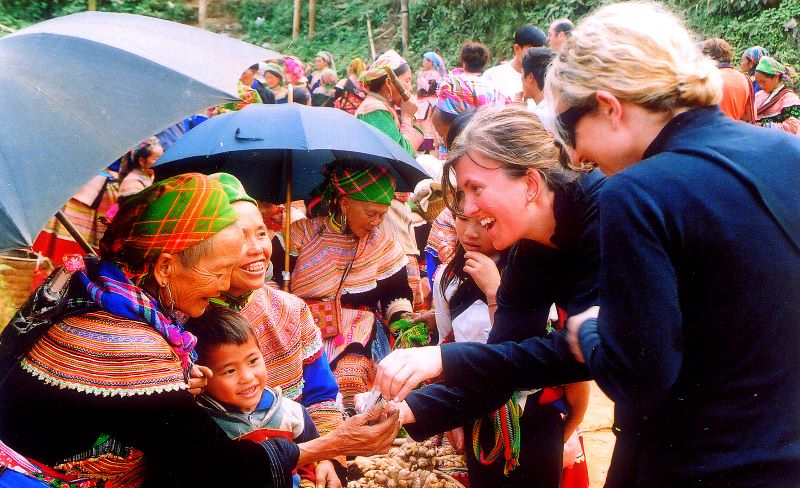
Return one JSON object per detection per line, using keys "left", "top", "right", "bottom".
{"left": 432, "top": 267, "right": 453, "bottom": 344}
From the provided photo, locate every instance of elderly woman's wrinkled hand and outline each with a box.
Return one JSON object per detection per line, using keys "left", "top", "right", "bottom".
{"left": 330, "top": 401, "right": 401, "bottom": 456}
{"left": 187, "top": 365, "right": 212, "bottom": 396}
{"left": 375, "top": 346, "right": 443, "bottom": 402}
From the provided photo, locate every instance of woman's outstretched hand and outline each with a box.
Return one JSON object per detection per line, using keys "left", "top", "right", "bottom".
{"left": 375, "top": 346, "right": 443, "bottom": 401}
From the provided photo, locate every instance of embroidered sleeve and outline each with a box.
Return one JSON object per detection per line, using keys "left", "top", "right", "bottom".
{"left": 301, "top": 350, "right": 344, "bottom": 436}
{"left": 298, "top": 302, "right": 324, "bottom": 363}
{"left": 374, "top": 236, "right": 409, "bottom": 282}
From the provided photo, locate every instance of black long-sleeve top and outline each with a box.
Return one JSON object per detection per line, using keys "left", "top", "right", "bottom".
{"left": 405, "top": 169, "right": 604, "bottom": 439}
{"left": 410, "top": 107, "right": 800, "bottom": 487}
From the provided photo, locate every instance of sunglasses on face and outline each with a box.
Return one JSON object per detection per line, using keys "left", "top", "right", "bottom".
{"left": 556, "top": 104, "right": 594, "bottom": 148}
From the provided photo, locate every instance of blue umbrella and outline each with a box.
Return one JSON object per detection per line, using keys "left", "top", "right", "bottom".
{"left": 153, "top": 103, "right": 430, "bottom": 202}
{"left": 0, "top": 12, "right": 280, "bottom": 252}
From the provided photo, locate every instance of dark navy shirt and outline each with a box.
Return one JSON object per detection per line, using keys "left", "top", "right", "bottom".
{"left": 416, "top": 107, "right": 800, "bottom": 487}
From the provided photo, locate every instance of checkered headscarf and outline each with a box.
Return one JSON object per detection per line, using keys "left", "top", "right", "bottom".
{"left": 314, "top": 164, "right": 396, "bottom": 212}
{"left": 100, "top": 173, "right": 238, "bottom": 283}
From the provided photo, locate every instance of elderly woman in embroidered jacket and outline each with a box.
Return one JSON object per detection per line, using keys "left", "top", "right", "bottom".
{"left": 272, "top": 163, "right": 414, "bottom": 415}
{"left": 0, "top": 173, "right": 400, "bottom": 487}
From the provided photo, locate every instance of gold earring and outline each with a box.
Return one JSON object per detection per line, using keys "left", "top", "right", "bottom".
{"left": 159, "top": 282, "right": 175, "bottom": 314}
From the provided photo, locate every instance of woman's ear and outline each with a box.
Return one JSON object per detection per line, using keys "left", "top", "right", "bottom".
{"left": 525, "top": 169, "right": 542, "bottom": 203}
{"left": 595, "top": 90, "right": 624, "bottom": 127}
{"left": 339, "top": 196, "right": 351, "bottom": 215}
{"left": 152, "top": 252, "right": 177, "bottom": 286}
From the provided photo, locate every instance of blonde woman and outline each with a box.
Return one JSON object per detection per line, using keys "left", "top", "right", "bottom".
{"left": 384, "top": 105, "right": 601, "bottom": 487}
{"left": 376, "top": 2, "right": 800, "bottom": 487}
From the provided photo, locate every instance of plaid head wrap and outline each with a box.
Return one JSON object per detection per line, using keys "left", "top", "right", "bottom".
{"left": 209, "top": 172, "right": 257, "bottom": 206}
{"left": 755, "top": 56, "right": 787, "bottom": 76}
{"left": 99, "top": 173, "right": 238, "bottom": 282}
{"left": 314, "top": 164, "right": 396, "bottom": 211}
{"left": 362, "top": 49, "right": 408, "bottom": 83}
{"left": 436, "top": 74, "right": 512, "bottom": 115}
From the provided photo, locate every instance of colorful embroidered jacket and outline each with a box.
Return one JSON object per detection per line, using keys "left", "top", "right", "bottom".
{"left": 0, "top": 310, "right": 299, "bottom": 487}
{"left": 755, "top": 85, "right": 800, "bottom": 134}
{"left": 237, "top": 286, "right": 344, "bottom": 436}
{"left": 272, "top": 217, "right": 414, "bottom": 363}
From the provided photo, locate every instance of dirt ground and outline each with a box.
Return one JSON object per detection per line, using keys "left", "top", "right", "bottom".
{"left": 580, "top": 382, "right": 615, "bottom": 487}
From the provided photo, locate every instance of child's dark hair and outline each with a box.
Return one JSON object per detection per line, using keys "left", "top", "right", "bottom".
{"left": 459, "top": 42, "right": 490, "bottom": 73}
{"left": 184, "top": 305, "right": 257, "bottom": 362}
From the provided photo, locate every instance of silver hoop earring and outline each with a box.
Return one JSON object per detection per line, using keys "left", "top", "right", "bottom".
{"left": 339, "top": 212, "right": 348, "bottom": 231}
{"left": 159, "top": 283, "right": 175, "bottom": 314}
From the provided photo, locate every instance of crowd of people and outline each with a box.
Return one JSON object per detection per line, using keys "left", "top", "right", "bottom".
{"left": 1, "top": 1, "right": 799, "bottom": 488}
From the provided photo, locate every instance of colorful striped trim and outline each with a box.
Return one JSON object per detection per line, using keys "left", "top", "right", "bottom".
{"left": 22, "top": 311, "right": 187, "bottom": 397}
{"left": 305, "top": 399, "right": 344, "bottom": 436}
{"left": 385, "top": 298, "right": 413, "bottom": 321}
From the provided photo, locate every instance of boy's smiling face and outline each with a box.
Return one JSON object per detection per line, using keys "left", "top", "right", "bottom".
{"left": 204, "top": 336, "right": 268, "bottom": 413}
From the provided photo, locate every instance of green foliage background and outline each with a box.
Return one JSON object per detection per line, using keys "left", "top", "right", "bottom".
{"left": 233, "top": 0, "right": 799, "bottom": 74}
{"left": 2, "top": 0, "right": 798, "bottom": 73}
{"left": 0, "top": 0, "right": 193, "bottom": 30}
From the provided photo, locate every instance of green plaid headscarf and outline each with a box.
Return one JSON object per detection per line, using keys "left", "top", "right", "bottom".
{"left": 209, "top": 172, "right": 257, "bottom": 206}
{"left": 755, "top": 56, "right": 786, "bottom": 76}
{"left": 100, "top": 173, "right": 238, "bottom": 282}
{"left": 316, "top": 164, "right": 395, "bottom": 211}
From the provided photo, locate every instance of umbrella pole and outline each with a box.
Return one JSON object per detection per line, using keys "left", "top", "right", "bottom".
{"left": 56, "top": 210, "right": 98, "bottom": 256}
{"left": 283, "top": 159, "right": 292, "bottom": 292}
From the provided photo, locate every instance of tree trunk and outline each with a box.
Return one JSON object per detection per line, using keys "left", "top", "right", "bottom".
{"left": 88, "top": 0, "right": 96, "bottom": 11}
{"left": 366, "top": 16, "right": 377, "bottom": 60}
{"left": 308, "top": 0, "right": 316, "bottom": 38}
{"left": 292, "top": 0, "right": 302, "bottom": 39}
{"left": 400, "top": 0, "right": 409, "bottom": 56}
{"left": 198, "top": 0, "right": 207, "bottom": 29}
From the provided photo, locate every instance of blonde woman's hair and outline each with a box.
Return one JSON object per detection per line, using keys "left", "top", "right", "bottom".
{"left": 442, "top": 105, "right": 579, "bottom": 215}
{"left": 546, "top": 2, "right": 722, "bottom": 144}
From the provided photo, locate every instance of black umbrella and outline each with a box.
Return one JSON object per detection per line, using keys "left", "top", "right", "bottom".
{"left": 154, "top": 103, "right": 431, "bottom": 288}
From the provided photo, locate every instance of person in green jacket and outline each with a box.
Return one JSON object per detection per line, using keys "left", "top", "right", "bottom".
{"left": 355, "top": 50, "right": 423, "bottom": 156}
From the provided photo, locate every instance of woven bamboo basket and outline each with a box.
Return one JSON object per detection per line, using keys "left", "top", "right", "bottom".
{"left": 0, "top": 250, "right": 50, "bottom": 325}
{"left": 418, "top": 183, "right": 447, "bottom": 222}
